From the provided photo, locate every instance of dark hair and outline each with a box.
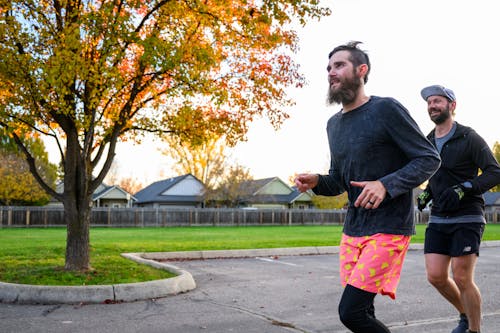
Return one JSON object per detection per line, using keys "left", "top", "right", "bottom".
{"left": 328, "top": 41, "right": 371, "bottom": 84}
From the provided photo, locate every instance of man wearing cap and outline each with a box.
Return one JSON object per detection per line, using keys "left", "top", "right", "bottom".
{"left": 418, "top": 85, "right": 500, "bottom": 333}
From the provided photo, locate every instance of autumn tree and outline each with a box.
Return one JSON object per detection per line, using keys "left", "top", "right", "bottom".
{"left": 492, "top": 141, "right": 500, "bottom": 192}
{"left": 163, "top": 134, "right": 228, "bottom": 190}
{"left": 0, "top": 152, "right": 53, "bottom": 206}
{"left": 0, "top": 129, "right": 58, "bottom": 206}
{"left": 104, "top": 160, "right": 144, "bottom": 194}
{"left": 311, "top": 193, "right": 348, "bottom": 209}
{"left": 164, "top": 134, "right": 258, "bottom": 206}
{"left": 117, "top": 177, "right": 143, "bottom": 195}
{"left": 206, "top": 164, "right": 254, "bottom": 207}
{"left": 0, "top": 0, "right": 330, "bottom": 271}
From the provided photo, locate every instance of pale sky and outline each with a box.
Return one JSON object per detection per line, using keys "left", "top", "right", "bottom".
{"left": 109, "top": 0, "right": 500, "bottom": 186}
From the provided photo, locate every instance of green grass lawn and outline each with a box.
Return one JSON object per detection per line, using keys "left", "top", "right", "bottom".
{"left": 1, "top": 224, "right": 500, "bottom": 286}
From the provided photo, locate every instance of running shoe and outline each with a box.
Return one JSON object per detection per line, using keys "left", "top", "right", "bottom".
{"left": 451, "top": 313, "right": 468, "bottom": 333}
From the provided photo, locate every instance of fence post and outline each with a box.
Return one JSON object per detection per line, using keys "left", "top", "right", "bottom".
{"left": 288, "top": 210, "right": 292, "bottom": 225}
{"left": 26, "top": 209, "right": 30, "bottom": 226}
{"left": 8, "top": 208, "right": 12, "bottom": 226}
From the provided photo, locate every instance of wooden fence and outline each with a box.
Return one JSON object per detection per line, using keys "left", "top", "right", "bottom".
{"left": 0, "top": 206, "right": 498, "bottom": 228}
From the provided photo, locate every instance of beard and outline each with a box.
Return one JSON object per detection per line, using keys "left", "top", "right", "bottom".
{"left": 429, "top": 105, "right": 452, "bottom": 125}
{"left": 327, "top": 70, "right": 362, "bottom": 106}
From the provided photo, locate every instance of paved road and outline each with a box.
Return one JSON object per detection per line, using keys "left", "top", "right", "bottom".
{"left": 1, "top": 246, "right": 500, "bottom": 333}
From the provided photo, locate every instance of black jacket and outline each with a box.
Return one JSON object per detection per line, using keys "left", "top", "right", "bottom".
{"left": 427, "top": 122, "right": 500, "bottom": 217}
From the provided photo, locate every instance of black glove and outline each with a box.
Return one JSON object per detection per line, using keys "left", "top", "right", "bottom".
{"left": 416, "top": 190, "right": 432, "bottom": 211}
{"left": 435, "top": 184, "right": 465, "bottom": 212}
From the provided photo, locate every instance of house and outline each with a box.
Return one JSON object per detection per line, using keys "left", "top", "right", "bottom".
{"left": 93, "top": 183, "right": 137, "bottom": 208}
{"left": 483, "top": 192, "right": 500, "bottom": 213}
{"left": 235, "top": 177, "right": 314, "bottom": 209}
{"left": 47, "top": 182, "right": 136, "bottom": 208}
{"left": 134, "top": 174, "right": 205, "bottom": 208}
{"left": 289, "top": 186, "right": 315, "bottom": 209}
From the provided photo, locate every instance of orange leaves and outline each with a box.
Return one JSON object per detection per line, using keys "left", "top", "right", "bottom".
{"left": 1, "top": 0, "right": 331, "bottom": 170}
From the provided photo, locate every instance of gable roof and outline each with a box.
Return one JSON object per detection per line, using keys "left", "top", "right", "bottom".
{"left": 236, "top": 178, "right": 312, "bottom": 205}
{"left": 93, "top": 184, "right": 137, "bottom": 202}
{"left": 237, "top": 177, "right": 273, "bottom": 195}
{"left": 289, "top": 187, "right": 313, "bottom": 203}
{"left": 53, "top": 181, "right": 136, "bottom": 202}
{"left": 237, "top": 177, "right": 291, "bottom": 196}
{"left": 134, "top": 174, "right": 205, "bottom": 204}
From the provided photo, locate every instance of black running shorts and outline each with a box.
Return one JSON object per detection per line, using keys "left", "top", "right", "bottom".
{"left": 424, "top": 222, "right": 485, "bottom": 257}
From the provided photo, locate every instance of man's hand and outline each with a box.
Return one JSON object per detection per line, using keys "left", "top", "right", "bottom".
{"left": 435, "top": 184, "right": 465, "bottom": 212}
{"left": 417, "top": 190, "right": 432, "bottom": 211}
{"left": 350, "top": 180, "right": 386, "bottom": 209}
{"left": 294, "top": 174, "right": 319, "bottom": 193}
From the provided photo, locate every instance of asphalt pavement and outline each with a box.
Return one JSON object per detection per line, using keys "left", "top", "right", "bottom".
{"left": 1, "top": 243, "right": 500, "bottom": 333}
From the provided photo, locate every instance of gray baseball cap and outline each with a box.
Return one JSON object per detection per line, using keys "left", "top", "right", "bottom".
{"left": 420, "top": 85, "right": 456, "bottom": 102}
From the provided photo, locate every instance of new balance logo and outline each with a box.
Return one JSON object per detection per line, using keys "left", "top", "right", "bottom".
{"left": 463, "top": 246, "right": 472, "bottom": 252}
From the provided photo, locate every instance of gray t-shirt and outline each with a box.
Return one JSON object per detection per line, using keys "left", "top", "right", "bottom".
{"left": 434, "top": 122, "right": 456, "bottom": 153}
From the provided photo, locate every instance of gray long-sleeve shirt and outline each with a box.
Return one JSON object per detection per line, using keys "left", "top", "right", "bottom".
{"left": 314, "top": 96, "right": 441, "bottom": 236}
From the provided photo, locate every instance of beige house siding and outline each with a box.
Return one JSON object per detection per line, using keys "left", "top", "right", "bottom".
{"left": 256, "top": 179, "right": 292, "bottom": 195}
{"left": 161, "top": 176, "right": 205, "bottom": 196}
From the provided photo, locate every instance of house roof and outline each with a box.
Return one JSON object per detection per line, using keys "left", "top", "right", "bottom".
{"left": 134, "top": 174, "right": 205, "bottom": 204}
{"left": 483, "top": 192, "right": 500, "bottom": 206}
{"left": 289, "top": 187, "right": 313, "bottom": 203}
{"left": 237, "top": 177, "right": 279, "bottom": 196}
{"left": 92, "top": 185, "right": 137, "bottom": 201}
{"left": 237, "top": 178, "right": 312, "bottom": 204}
{"left": 52, "top": 182, "right": 136, "bottom": 202}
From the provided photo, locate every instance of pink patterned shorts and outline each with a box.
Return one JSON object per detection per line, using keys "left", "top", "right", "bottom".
{"left": 339, "top": 233, "right": 411, "bottom": 299}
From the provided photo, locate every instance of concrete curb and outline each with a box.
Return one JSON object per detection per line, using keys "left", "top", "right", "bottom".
{"left": 140, "top": 246, "right": 341, "bottom": 261}
{"left": 138, "top": 242, "right": 456, "bottom": 261}
{"left": 0, "top": 253, "right": 196, "bottom": 305}
{"left": 1, "top": 241, "right": 499, "bottom": 305}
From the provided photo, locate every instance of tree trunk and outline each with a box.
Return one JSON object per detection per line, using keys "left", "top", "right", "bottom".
{"left": 64, "top": 200, "right": 91, "bottom": 271}
{"left": 63, "top": 132, "right": 93, "bottom": 271}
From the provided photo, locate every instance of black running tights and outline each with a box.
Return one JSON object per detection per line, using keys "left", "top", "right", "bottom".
{"left": 338, "top": 284, "right": 391, "bottom": 333}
